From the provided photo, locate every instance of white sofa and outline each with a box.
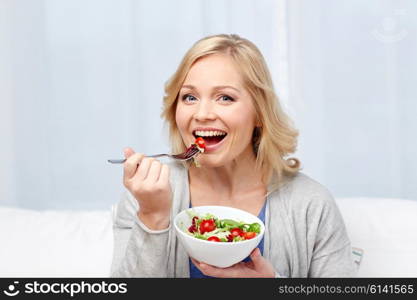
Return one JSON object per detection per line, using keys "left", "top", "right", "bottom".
{"left": 1, "top": 197, "right": 416, "bottom": 277}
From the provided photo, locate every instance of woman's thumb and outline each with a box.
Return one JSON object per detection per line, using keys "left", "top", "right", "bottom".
{"left": 250, "top": 247, "right": 276, "bottom": 277}
{"left": 250, "top": 248, "right": 264, "bottom": 266}
{"left": 123, "top": 147, "right": 135, "bottom": 159}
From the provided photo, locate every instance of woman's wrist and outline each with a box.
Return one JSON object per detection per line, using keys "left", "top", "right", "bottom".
{"left": 137, "top": 211, "right": 170, "bottom": 231}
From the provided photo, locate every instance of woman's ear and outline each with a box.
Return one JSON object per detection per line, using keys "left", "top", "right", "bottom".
{"left": 252, "top": 126, "right": 262, "bottom": 154}
{"left": 255, "top": 116, "right": 262, "bottom": 128}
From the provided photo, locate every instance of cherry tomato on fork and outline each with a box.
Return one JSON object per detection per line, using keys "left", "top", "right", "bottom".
{"left": 195, "top": 137, "right": 206, "bottom": 150}
{"left": 199, "top": 219, "right": 216, "bottom": 234}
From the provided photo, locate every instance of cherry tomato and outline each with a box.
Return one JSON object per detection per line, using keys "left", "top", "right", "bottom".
{"left": 199, "top": 219, "right": 216, "bottom": 234}
{"left": 207, "top": 236, "right": 221, "bottom": 242}
{"left": 230, "top": 228, "right": 244, "bottom": 237}
{"left": 243, "top": 232, "right": 257, "bottom": 240}
{"left": 195, "top": 137, "right": 206, "bottom": 149}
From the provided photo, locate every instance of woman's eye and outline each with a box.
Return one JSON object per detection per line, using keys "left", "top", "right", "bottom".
{"left": 182, "top": 94, "right": 198, "bottom": 102}
{"left": 218, "top": 95, "right": 235, "bottom": 102}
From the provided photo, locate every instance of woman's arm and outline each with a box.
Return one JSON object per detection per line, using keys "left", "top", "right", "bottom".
{"left": 111, "top": 148, "right": 173, "bottom": 277}
{"left": 110, "top": 191, "right": 171, "bottom": 277}
{"left": 307, "top": 188, "right": 356, "bottom": 277}
{"left": 309, "top": 242, "right": 355, "bottom": 277}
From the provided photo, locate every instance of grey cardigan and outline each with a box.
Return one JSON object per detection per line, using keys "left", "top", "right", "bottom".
{"left": 110, "top": 161, "right": 356, "bottom": 277}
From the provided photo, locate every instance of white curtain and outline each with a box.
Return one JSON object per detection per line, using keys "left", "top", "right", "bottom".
{"left": 0, "top": 0, "right": 288, "bottom": 209}
{"left": 0, "top": 0, "right": 415, "bottom": 210}
{"left": 285, "top": 0, "right": 417, "bottom": 200}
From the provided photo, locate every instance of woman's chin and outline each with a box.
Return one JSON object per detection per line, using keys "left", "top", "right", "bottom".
{"left": 192, "top": 155, "right": 229, "bottom": 168}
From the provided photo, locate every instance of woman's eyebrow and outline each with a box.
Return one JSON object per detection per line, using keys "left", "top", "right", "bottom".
{"left": 181, "top": 85, "right": 196, "bottom": 91}
{"left": 213, "top": 85, "right": 241, "bottom": 93}
{"left": 181, "top": 85, "right": 241, "bottom": 93}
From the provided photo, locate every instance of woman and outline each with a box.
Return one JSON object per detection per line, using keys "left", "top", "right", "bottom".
{"left": 110, "top": 34, "right": 355, "bottom": 278}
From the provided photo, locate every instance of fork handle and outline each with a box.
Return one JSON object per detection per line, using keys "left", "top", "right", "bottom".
{"left": 107, "top": 154, "right": 169, "bottom": 164}
{"left": 107, "top": 159, "right": 127, "bottom": 164}
{"left": 147, "top": 154, "right": 169, "bottom": 158}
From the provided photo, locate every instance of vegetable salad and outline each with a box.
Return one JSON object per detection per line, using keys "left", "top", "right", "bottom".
{"left": 183, "top": 210, "right": 261, "bottom": 242}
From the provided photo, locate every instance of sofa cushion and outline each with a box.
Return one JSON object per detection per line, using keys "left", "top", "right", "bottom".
{"left": 0, "top": 206, "right": 113, "bottom": 277}
{"left": 336, "top": 197, "right": 417, "bottom": 277}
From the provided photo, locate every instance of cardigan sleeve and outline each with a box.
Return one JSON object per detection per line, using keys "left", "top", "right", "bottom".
{"left": 110, "top": 191, "right": 172, "bottom": 277}
{"left": 306, "top": 187, "right": 356, "bottom": 277}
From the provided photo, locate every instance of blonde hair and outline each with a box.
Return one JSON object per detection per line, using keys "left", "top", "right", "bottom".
{"left": 161, "top": 34, "right": 301, "bottom": 195}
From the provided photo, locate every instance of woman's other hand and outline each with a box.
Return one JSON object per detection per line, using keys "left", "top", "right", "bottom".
{"left": 123, "top": 147, "right": 172, "bottom": 230}
{"left": 191, "top": 248, "right": 276, "bottom": 278}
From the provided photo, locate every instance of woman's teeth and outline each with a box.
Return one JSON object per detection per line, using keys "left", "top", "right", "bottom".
{"left": 194, "top": 130, "right": 227, "bottom": 137}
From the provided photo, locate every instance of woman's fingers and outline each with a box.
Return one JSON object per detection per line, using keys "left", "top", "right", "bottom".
{"left": 249, "top": 248, "right": 276, "bottom": 277}
{"left": 123, "top": 147, "right": 135, "bottom": 159}
{"left": 249, "top": 248, "right": 267, "bottom": 270}
{"left": 123, "top": 147, "right": 140, "bottom": 182}
{"left": 191, "top": 249, "right": 275, "bottom": 278}
{"left": 197, "top": 262, "right": 238, "bottom": 278}
{"left": 123, "top": 148, "right": 169, "bottom": 192}
{"left": 144, "top": 160, "right": 162, "bottom": 183}
{"left": 134, "top": 157, "right": 155, "bottom": 181}
{"left": 191, "top": 258, "right": 239, "bottom": 278}
{"left": 124, "top": 154, "right": 167, "bottom": 183}
{"left": 158, "top": 164, "right": 170, "bottom": 185}
{"left": 123, "top": 152, "right": 144, "bottom": 181}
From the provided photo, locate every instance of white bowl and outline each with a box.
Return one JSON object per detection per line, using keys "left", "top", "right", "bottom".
{"left": 174, "top": 205, "right": 265, "bottom": 268}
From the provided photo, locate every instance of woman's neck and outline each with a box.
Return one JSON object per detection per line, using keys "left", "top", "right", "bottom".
{"left": 188, "top": 151, "right": 265, "bottom": 199}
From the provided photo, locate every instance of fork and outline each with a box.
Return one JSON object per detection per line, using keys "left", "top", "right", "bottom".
{"left": 107, "top": 145, "right": 200, "bottom": 164}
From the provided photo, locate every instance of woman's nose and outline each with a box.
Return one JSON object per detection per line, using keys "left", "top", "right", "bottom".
{"left": 193, "top": 99, "right": 216, "bottom": 121}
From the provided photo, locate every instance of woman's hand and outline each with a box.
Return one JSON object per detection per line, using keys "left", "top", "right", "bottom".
{"left": 123, "top": 147, "right": 172, "bottom": 230}
{"left": 191, "top": 248, "right": 276, "bottom": 278}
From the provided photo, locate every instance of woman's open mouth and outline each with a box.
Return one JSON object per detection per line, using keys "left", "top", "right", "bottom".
{"left": 193, "top": 130, "right": 227, "bottom": 151}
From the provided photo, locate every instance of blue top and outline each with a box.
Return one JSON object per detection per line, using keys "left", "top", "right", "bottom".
{"left": 189, "top": 201, "right": 266, "bottom": 278}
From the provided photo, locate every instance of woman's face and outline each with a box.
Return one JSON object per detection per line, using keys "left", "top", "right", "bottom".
{"left": 175, "top": 53, "right": 259, "bottom": 167}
